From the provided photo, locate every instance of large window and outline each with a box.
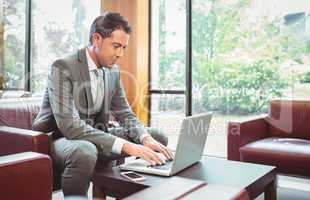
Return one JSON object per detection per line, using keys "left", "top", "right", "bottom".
{"left": 150, "top": 0, "right": 187, "bottom": 150}
{"left": 2, "top": 0, "right": 100, "bottom": 94}
{"left": 151, "top": 0, "right": 310, "bottom": 157}
{"left": 3, "top": 0, "right": 26, "bottom": 90}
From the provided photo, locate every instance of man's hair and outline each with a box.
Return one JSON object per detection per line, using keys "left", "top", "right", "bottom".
{"left": 89, "top": 12, "right": 132, "bottom": 44}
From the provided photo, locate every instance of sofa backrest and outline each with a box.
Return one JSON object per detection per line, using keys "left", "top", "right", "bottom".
{"left": 268, "top": 98, "right": 310, "bottom": 140}
{"left": 0, "top": 97, "right": 42, "bottom": 130}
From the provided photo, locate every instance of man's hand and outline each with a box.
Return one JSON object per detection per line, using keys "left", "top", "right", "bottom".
{"left": 122, "top": 142, "right": 166, "bottom": 165}
{"left": 142, "top": 136, "right": 174, "bottom": 161}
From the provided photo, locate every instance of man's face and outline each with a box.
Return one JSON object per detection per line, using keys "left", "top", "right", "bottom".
{"left": 93, "top": 29, "right": 129, "bottom": 68}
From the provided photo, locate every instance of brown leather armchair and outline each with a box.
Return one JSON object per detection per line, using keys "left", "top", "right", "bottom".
{"left": 0, "top": 152, "right": 52, "bottom": 200}
{"left": 0, "top": 97, "right": 124, "bottom": 193}
{"left": 228, "top": 99, "right": 310, "bottom": 177}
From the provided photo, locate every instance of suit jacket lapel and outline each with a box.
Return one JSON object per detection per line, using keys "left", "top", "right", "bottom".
{"left": 77, "top": 48, "right": 94, "bottom": 117}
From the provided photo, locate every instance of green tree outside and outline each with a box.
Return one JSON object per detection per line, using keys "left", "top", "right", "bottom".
{"left": 158, "top": 0, "right": 310, "bottom": 114}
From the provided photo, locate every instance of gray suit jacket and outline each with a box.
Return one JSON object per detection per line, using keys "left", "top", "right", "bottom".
{"left": 32, "top": 48, "right": 147, "bottom": 156}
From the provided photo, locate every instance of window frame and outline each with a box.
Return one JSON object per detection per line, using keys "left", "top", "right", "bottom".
{"left": 25, "top": 0, "right": 32, "bottom": 92}
{"left": 148, "top": 0, "right": 193, "bottom": 122}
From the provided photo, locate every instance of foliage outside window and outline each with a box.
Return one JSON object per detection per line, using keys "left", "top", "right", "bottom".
{"left": 2, "top": 0, "right": 99, "bottom": 94}
{"left": 3, "top": 0, "right": 26, "bottom": 90}
{"left": 192, "top": 0, "right": 310, "bottom": 115}
{"left": 151, "top": 0, "right": 310, "bottom": 157}
{"left": 151, "top": 0, "right": 186, "bottom": 91}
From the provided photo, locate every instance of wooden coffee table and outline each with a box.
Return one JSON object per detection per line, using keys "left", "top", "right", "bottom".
{"left": 93, "top": 156, "right": 276, "bottom": 199}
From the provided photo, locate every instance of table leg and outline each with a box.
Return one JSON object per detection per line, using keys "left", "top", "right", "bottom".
{"left": 264, "top": 180, "right": 276, "bottom": 200}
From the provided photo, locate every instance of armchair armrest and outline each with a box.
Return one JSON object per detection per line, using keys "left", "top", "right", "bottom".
{"left": 0, "top": 126, "right": 49, "bottom": 156}
{"left": 227, "top": 115, "right": 269, "bottom": 161}
{"left": 0, "top": 152, "right": 52, "bottom": 200}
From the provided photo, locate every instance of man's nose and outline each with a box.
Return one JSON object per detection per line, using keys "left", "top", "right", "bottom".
{"left": 116, "top": 48, "right": 124, "bottom": 58}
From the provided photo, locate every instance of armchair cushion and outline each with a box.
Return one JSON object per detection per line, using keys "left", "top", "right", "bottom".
{"left": 240, "top": 137, "right": 310, "bottom": 177}
{"left": 0, "top": 152, "right": 52, "bottom": 200}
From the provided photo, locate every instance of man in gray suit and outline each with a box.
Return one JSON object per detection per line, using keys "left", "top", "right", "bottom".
{"left": 32, "top": 12, "right": 173, "bottom": 197}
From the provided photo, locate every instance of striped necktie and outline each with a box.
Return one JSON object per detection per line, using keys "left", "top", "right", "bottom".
{"left": 93, "top": 68, "right": 104, "bottom": 111}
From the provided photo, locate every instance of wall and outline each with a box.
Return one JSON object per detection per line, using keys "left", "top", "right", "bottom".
{"left": 101, "top": 0, "right": 150, "bottom": 125}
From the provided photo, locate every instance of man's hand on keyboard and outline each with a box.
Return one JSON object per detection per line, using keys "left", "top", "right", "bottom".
{"left": 122, "top": 143, "right": 165, "bottom": 166}
{"left": 142, "top": 136, "right": 174, "bottom": 161}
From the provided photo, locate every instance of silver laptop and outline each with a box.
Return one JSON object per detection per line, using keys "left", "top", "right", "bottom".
{"left": 119, "top": 113, "right": 212, "bottom": 176}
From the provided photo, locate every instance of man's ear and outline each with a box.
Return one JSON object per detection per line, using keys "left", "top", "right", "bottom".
{"left": 92, "top": 33, "right": 102, "bottom": 48}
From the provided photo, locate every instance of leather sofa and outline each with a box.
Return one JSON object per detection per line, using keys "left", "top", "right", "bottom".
{"left": 0, "top": 98, "right": 48, "bottom": 155}
{"left": 0, "top": 97, "right": 123, "bottom": 193}
{"left": 228, "top": 98, "right": 310, "bottom": 177}
{"left": 0, "top": 152, "right": 52, "bottom": 200}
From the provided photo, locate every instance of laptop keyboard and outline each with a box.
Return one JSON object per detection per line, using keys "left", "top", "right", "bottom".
{"left": 147, "top": 159, "right": 173, "bottom": 170}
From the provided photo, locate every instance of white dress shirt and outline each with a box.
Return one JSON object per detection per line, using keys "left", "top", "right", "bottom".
{"left": 86, "top": 49, "right": 128, "bottom": 154}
